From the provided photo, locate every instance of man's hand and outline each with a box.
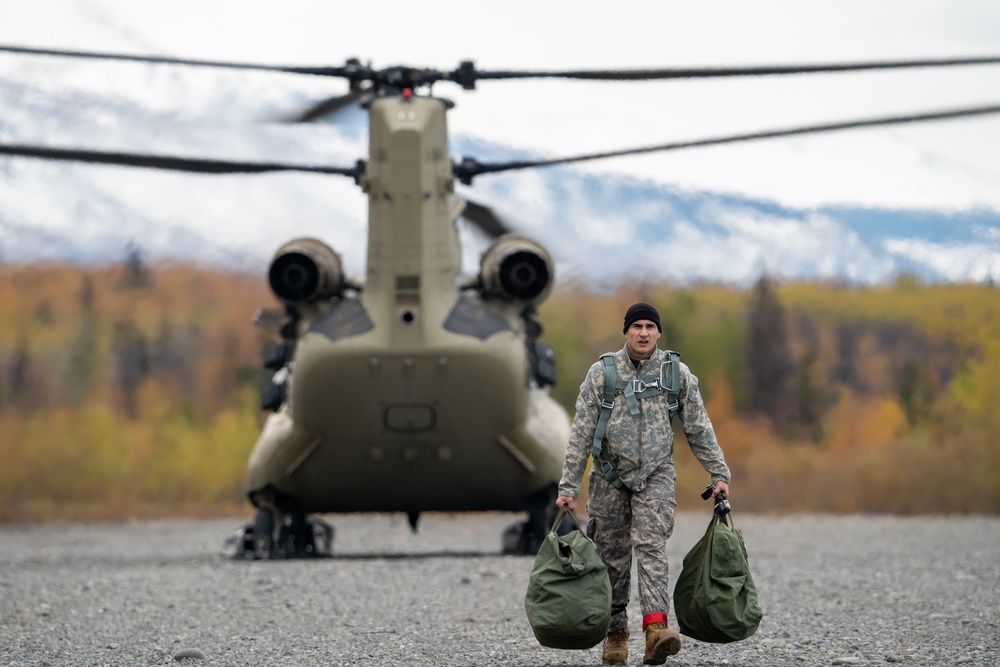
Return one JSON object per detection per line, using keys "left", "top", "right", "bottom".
{"left": 555, "top": 495, "right": 576, "bottom": 511}
{"left": 712, "top": 480, "right": 730, "bottom": 498}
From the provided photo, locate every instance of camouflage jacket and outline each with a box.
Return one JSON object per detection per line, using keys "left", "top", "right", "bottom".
{"left": 558, "top": 344, "right": 731, "bottom": 497}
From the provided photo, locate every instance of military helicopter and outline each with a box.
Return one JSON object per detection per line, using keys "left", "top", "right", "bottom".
{"left": 1, "top": 46, "right": 999, "bottom": 557}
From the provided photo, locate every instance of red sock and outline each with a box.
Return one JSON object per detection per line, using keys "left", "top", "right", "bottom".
{"left": 642, "top": 612, "right": 669, "bottom": 631}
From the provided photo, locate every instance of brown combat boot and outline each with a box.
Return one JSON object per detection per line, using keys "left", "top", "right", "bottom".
{"left": 643, "top": 622, "right": 681, "bottom": 665}
{"left": 602, "top": 628, "right": 629, "bottom": 665}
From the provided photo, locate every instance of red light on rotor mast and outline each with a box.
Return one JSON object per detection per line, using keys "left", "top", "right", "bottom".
{"left": 402, "top": 88, "right": 413, "bottom": 100}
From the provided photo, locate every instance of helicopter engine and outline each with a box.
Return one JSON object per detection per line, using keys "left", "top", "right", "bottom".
{"left": 479, "top": 235, "right": 554, "bottom": 306}
{"left": 268, "top": 238, "right": 344, "bottom": 305}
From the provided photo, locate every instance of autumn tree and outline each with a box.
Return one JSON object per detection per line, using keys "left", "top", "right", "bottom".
{"left": 895, "top": 360, "right": 936, "bottom": 427}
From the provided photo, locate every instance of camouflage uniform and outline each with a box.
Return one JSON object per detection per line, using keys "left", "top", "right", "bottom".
{"left": 558, "top": 344, "right": 730, "bottom": 633}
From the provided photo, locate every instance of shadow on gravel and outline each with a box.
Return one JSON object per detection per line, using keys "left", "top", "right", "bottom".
{"left": 307, "top": 550, "right": 527, "bottom": 560}
{"left": 331, "top": 551, "right": 534, "bottom": 560}
{"left": 223, "top": 550, "right": 532, "bottom": 561}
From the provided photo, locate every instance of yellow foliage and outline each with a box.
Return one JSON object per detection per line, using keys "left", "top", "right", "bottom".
{"left": 3, "top": 263, "right": 1000, "bottom": 521}
{"left": 825, "top": 388, "right": 908, "bottom": 451}
{"left": 947, "top": 339, "right": 1000, "bottom": 427}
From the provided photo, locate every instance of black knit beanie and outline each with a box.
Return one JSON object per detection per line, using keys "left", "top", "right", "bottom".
{"left": 623, "top": 302, "right": 661, "bottom": 334}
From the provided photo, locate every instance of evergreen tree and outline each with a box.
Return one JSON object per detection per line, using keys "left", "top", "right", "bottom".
{"left": 793, "top": 312, "right": 824, "bottom": 442}
{"left": 6, "top": 334, "right": 48, "bottom": 412}
{"left": 64, "top": 273, "right": 101, "bottom": 405}
{"left": 112, "top": 319, "right": 150, "bottom": 418}
{"left": 121, "top": 241, "right": 153, "bottom": 289}
{"left": 835, "top": 324, "right": 859, "bottom": 387}
{"left": 151, "top": 315, "right": 195, "bottom": 396}
{"left": 746, "top": 275, "right": 794, "bottom": 430}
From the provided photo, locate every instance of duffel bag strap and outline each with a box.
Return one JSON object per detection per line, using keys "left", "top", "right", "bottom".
{"left": 550, "top": 505, "right": 586, "bottom": 534}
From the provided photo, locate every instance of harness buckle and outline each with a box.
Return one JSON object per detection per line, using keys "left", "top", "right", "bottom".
{"left": 632, "top": 378, "right": 660, "bottom": 393}
{"left": 601, "top": 399, "right": 615, "bottom": 410}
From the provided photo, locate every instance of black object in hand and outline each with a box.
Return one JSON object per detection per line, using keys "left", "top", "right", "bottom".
{"left": 701, "top": 483, "right": 731, "bottom": 515}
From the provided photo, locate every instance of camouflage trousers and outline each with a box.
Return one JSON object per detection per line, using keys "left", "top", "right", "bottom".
{"left": 585, "top": 465, "right": 677, "bottom": 633}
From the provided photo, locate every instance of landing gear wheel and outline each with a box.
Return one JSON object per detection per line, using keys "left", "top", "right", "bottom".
{"left": 253, "top": 507, "right": 275, "bottom": 559}
{"left": 279, "top": 511, "right": 313, "bottom": 557}
{"left": 224, "top": 511, "right": 334, "bottom": 559}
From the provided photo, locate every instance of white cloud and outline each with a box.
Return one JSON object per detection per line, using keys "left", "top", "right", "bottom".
{"left": 3, "top": 0, "right": 1000, "bottom": 213}
{"left": 1, "top": 0, "right": 1000, "bottom": 285}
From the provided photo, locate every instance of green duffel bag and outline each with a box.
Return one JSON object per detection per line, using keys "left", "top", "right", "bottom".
{"left": 524, "top": 507, "right": 611, "bottom": 649}
{"left": 673, "top": 510, "right": 763, "bottom": 643}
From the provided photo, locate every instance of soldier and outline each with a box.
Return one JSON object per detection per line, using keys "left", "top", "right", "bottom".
{"left": 556, "top": 301, "right": 731, "bottom": 665}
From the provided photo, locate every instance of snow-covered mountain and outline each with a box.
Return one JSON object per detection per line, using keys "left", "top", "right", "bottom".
{"left": 2, "top": 48, "right": 1000, "bottom": 287}
{"left": 459, "top": 135, "right": 1000, "bottom": 285}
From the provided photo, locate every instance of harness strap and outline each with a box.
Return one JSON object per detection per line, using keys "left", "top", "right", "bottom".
{"left": 624, "top": 380, "right": 670, "bottom": 414}
{"left": 624, "top": 382, "right": 641, "bottom": 415}
{"left": 592, "top": 355, "right": 624, "bottom": 488}
{"left": 591, "top": 351, "right": 682, "bottom": 490}
{"left": 664, "top": 351, "right": 680, "bottom": 414}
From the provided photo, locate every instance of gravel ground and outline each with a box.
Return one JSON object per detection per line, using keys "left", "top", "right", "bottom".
{"left": 1, "top": 512, "right": 997, "bottom": 666}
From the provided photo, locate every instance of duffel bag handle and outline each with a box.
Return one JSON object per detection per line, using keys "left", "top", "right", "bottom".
{"left": 550, "top": 505, "right": 585, "bottom": 534}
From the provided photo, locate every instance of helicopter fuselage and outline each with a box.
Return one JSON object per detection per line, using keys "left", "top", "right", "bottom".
{"left": 245, "top": 95, "right": 569, "bottom": 515}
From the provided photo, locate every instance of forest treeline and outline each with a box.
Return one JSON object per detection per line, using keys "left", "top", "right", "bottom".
{"left": 1, "top": 259, "right": 998, "bottom": 522}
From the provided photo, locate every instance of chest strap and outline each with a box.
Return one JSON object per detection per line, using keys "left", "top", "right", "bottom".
{"left": 591, "top": 351, "right": 680, "bottom": 489}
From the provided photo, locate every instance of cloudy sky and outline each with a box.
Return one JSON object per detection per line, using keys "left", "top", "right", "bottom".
{"left": 0, "top": 0, "right": 998, "bottom": 280}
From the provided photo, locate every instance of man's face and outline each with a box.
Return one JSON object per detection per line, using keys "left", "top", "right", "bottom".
{"left": 625, "top": 319, "right": 660, "bottom": 359}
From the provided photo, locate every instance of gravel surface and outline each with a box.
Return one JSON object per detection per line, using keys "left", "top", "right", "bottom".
{"left": 1, "top": 512, "right": 997, "bottom": 666}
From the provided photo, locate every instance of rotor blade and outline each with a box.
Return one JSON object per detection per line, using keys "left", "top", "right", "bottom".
{"left": 5, "top": 45, "right": 999, "bottom": 89}
{"left": 0, "top": 142, "right": 361, "bottom": 176}
{"left": 462, "top": 199, "right": 512, "bottom": 238}
{"left": 469, "top": 56, "right": 1000, "bottom": 83}
{"left": 454, "top": 103, "right": 1000, "bottom": 182}
{"left": 292, "top": 89, "right": 373, "bottom": 122}
{"left": 0, "top": 44, "right": 355, "bottom": 77}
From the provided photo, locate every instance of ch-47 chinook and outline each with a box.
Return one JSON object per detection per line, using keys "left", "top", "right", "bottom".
{"left": 1, "top": 46, "right": 999, "bottom": 556}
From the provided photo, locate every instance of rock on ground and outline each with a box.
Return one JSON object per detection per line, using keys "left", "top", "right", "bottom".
{"left": 0, "top": 512, "right": 997, "bottom": 666}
